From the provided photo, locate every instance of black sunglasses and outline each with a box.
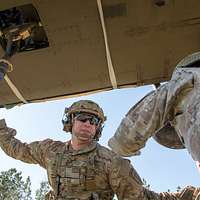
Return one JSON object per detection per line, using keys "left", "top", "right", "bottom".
{"left": 74, "top": 113, "right": 100, "bottom": 126}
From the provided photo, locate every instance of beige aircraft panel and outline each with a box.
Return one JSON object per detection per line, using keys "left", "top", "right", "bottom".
{"left": 0, "top": 0, "right": 200, "bottom": 107}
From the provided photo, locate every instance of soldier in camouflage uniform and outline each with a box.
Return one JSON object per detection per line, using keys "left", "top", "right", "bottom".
{"left": 0, "top": 100, "right": 199, "bottom": 199}
{"left": 108, "top": 52, "right": 200, "bottom": 170}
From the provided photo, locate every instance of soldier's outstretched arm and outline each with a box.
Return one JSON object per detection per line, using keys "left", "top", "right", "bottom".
{"left": 108, "top": 84, "right": 170, "bottom": 156}
{"left": 0, "top": 119, "right": 57, "bottom": 168}
{"left": 162, "top": 186, "right": 200, "bottom": 200}
{"left": 109, "top": 67, "right": 194, "bottom": 156}
{"left": 109, "top": 156, "right": 200, "bottom": 200}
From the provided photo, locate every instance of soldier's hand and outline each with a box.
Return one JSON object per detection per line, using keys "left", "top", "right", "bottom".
{"left": 178, "top": 186, "right": 200, "bottom": 200}
{"left": 0, "top": 119, "right": 16, "bottom": 137}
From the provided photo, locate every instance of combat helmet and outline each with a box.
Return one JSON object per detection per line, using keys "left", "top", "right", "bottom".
{"left": 176, "top": 51, "right": 200, "bottom": 68}
{"left": 62, "top": 100, "right": 106, "bottom": 140}
{"left": 154, "top": 51, "right": 200, "bottom": 150}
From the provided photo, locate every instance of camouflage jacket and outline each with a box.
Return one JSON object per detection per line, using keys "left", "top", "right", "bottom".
{"left": 108, "top": 67, "right": 200, "bottom": 161}
{"left": 0, "top": 128, "right": 199, "bottom": 200}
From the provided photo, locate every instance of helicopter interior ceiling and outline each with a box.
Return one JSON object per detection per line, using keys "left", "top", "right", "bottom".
{"left": 0, "top": 0, "right": 200, "bottom": 107}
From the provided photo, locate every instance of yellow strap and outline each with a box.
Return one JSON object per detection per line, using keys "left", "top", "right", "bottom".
{"left": 0, "top": 59, "right": 27, "bottom": 104}
{"left": 4, "top": 74, "right": 28, "bottom": 104}
{"left": 97, "top": 0, "right": 117, "bottom": 89}
{"left": 0, "top": 59, "right": 13, "bottom": 72}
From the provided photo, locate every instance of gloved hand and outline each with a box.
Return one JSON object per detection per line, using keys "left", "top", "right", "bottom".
{"left": 0, "top": 119, "right": 16, "bottom": 137}
{"left": 178, "top": 186, "right": 200, "bottom": 200}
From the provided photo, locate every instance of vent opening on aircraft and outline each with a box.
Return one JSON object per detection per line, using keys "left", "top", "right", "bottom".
{"left": 0, "top": 4, "right": 49, "bottom": 104}
{"left": 0, "top": 4, "right": 49, "bottom": 53}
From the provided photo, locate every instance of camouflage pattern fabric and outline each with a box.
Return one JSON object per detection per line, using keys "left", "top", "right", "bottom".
{"left": 108, "top": 67, "right": 200, "bottom": 161}
{"left": 0, "top": 126, "right": 199, "bottom": 200}
{"left": 45, "top": 190, "right": 55, "bottom": 200}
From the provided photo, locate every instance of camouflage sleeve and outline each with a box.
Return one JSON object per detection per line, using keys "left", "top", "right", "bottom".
{"left": 108, "top": 155, "right": 162, "bottom": 199}
{"left": 108, "top": 68, "right": 194, "bottom": 156}
{"left": 158, "top": 186, "right": 200, "bottom": 200}
{"left": 109, "top": 156, "right": 199, "bottom": 200}
{"left": 109, "top": 156, "right": 146, "bottom": 199}
{"left": 0, "top": 127, "right": 57, "bottom": 169}
{"left": 108, "top": 85, "right": 169, "bottom": 156}
{"left": 136, "top": 185, "right": 200, "bottom": 200}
